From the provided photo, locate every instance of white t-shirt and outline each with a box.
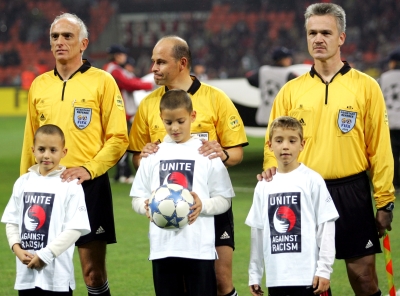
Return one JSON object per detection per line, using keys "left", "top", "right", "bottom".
{"left": 1, "top": 165, "right": 90, "bottom": 292}
{"left": 130, "top": 135, "right": 234, "bottom": 260}
{"left": 246, "top": 164, "right": 338, "bottom": 287}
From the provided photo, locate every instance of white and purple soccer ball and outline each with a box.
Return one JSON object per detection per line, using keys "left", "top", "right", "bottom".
{"left": 148, "top": 183, "right": 194, "bottom": 230}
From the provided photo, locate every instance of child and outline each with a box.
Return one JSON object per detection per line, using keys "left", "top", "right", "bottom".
{"left": 130, "top": 89, "right": 235, "bottom": 296}
{"left": 246, "top": 116, "right": 339, "bottom": 296}
{"left": 1, "top": 124, "right": 91, "bottom": 295}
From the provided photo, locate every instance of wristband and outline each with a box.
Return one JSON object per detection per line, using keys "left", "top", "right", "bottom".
{"left": 378, "top": 202, "right": 395, "bottom": 212}
{"left": 222, "top": 150, "right": 229, "bottom": 163}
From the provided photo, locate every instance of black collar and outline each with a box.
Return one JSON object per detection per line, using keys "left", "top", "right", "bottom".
{"left": 310, "top": 61, "right": 351, "bottom": 81}
{"left": 164, "top": 75, "right": 201, "bottom": 95}
{"left": 54, "top": 59, "right": 91, "bottom": 81}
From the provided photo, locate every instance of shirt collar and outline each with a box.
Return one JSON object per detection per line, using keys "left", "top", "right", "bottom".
{"left": 164, "top": 75, "right": 201, "bottom": 95}
{"left": 310, "top": 60, "right": 352, "bottom": 80}
{"left": 53, "top": 59, "right": 91, "bottom": 80}
{"left": 163, "top": 134, "right": 199, "bottom": 143}
{"left": 29, "top": 164, "right": 66, "bottom": 177}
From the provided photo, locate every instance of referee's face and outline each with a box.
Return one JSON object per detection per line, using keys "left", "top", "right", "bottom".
{"left": 306, "top": 15, "right": 345, "bottom": 63}
{"left": 151, "top": 40, "right": 182, "bottom": 87}
{"left": 50, "top": 18, "right": 88, "bottom": 67}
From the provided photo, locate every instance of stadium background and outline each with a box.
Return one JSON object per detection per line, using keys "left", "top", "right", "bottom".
{"left": 1, "top": 0, "right": 400, "bottom": 85}
{"left": 0, "top": 0, "right": 399, "bottom": 295}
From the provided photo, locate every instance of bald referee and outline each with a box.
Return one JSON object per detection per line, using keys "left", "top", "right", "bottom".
{"left": 129, "top": 35, "right": 248, "bottom": 296}
{"left": 260, "top": 3, "right": 394, "bottom": 296}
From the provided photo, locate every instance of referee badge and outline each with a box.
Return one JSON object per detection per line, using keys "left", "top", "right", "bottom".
{"left": 115, "top": 94, "right": 125, "bottom": 111}
{"left": 228, "top": 115, "right": 241, "bottom": 131}
{"left": 74, "top": 107, "right": 92, "bottom": 129}
{"left": 338, "top": 109, "right": 356, "bottom": 133}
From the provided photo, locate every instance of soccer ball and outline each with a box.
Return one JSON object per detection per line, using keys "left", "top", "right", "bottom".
{"left": 148, "top": 184, "right": 194, "bottom": 230}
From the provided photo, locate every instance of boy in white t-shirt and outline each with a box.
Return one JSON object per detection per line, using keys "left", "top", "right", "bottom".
{"left": 2, "top": 124, "right": 91, "bottom": 295}
{"left": 246, "top": 116, "right": 339, "bottom": 296}
{"left": 130, "top": 89, "right": 234, "bottom": 296}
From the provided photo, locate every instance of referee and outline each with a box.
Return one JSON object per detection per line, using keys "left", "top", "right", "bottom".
{"left": 129, "top": 36, "right": 248, "bottom": 296}
{"left": 20, "top": 13, "right": 128, "bottom": 296}
{"left": 260, "top": 3, "right": 394, "bottom": 296}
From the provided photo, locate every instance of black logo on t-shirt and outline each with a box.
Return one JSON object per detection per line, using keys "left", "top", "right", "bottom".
{"left": 268, "top": 192, "right": 301, "bottom": 254}
{"left": 159, "top": 160, "right": 195, "bottom": 191}
{"left": 21, "top": 192, "right": 54, "bottom": 250}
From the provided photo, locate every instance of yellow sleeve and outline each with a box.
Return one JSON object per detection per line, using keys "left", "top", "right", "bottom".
{"left": 262, "top": 86, "right": 290, "bottom": 170}
{"left": 20, "top": 83, "right": 39, "bottom": 175}
{"left": 128, "top": 96, "right": 151, "bottom": 152}
{"left": 213, "top": 88, "right": 248, "bottom": 148}
{"left": 82, "top": 75, "right": 129, "bottom": 178}
{"left": 364, "top": 78, "right": 395, "bottom": 207}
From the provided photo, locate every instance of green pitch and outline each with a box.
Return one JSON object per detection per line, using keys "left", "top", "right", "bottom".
{"left": 0, "top": 117, "right": 398, "bottom": 295}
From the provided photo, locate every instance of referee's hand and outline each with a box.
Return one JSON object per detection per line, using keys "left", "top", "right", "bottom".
{"left": 376, "top": 210, "right": 393, "bottom": 238}
{"left": 61, "top": 167, "right": 91, "bottom": 185}
{"left": 256, "top": 167, "right": 277, "bottom": 182}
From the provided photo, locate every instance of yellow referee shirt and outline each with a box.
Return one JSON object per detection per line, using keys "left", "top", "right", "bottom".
{"left": 263, "top": 62, "right": 394, "bottom": 208}
{"left": 129, "top": 76, "right": 248, "bottom": 152}
{"left": 21, "top": 60, "right": 129, "bottom": 179}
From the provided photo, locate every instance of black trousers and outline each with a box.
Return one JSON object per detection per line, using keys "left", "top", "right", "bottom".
{"left": 152, "top": 257, "right": 217, "bottom": 296}
{"left": 19, "top": 287, "right": 73, "bottom": 296}
{"left": 268, "top": 286, "right": 332, "bottom": 296}
{"left": 390, "top": 129, "right": 400, "bottom": 187}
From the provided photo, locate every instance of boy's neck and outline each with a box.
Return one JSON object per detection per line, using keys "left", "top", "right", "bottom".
{"left": 168, "top": 134, "right": 192, "bottom": 144}
{"left": 276, "top": 162, "right": 301, "bottom": 174}
{"left": 175, "top": 137, "right": 191, "bottom": 144}
{"left": 38, "top": 165, "right": 61, "bottom": 176}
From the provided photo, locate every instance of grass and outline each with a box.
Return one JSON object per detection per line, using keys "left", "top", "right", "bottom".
{"left": 0, "top": 116, "right": 399, "bottom": 295}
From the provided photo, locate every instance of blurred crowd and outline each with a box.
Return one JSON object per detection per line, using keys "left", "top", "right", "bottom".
{"left": 121, "top": 0, "right": 400, "bottom": 79}
{"left": 1, "top": 0, "right": 400, "bottom": 86}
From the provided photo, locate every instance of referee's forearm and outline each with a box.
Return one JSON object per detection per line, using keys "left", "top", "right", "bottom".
{"left": 132, "top": 152, "right": 141, "bottom": 170}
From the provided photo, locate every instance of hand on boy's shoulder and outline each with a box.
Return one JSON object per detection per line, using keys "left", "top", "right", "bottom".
{"left": 140, "top": 140, "right": 161, "bottom": 159}
{"left": 61, "top": 167, "right": 91, "bottom": 185}
{"left": 199, "top": 139, "right": 223, "bottom": 160}
{"left": 256, "top": 167, "right": 277, "bottom": 182}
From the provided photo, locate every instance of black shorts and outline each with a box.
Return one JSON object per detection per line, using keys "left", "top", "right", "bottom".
{"left": 19, "top": 287, "right": 73, "bottom": 295}
{"left": 268, "top": 286, "right": 332, "bottom": 296}
{"left": 325, "top": 171, "right": 381, "bottom": 259}
{"left": 152, "top": 257, "right": 216, "bottom": 296}
{"left": 76, "top": 173, "right": 116, "bottom": 246}
{"left": 214, "top": 204, "right": 235, "bottom": 250}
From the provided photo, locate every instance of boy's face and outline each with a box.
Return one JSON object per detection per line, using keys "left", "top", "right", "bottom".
{"left": 268, "top": 127, "right": 305, "bottom": 172}
{"left": 160, "top": 107, "right": 196, "bottom": 143}
{"left": 31, "top": 133, "right": 67, "bottom": 176}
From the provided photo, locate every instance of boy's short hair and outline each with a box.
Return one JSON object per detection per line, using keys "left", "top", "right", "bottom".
{"left": 269, "top": 116, "right": 303, "bottom": 141}
{"left": 34, "top": 124, "right": 65, "bottom": 146}
{"left": 160, "top": 89, "right": 193, "bottom": 113}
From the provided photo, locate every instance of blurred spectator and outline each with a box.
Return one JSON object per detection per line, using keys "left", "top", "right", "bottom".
{"left": 246, "top": 46, "right": 295, "bottom": 88}
{"left": 103, "top": 44, "right": 153, "bottom": 184}
{"left": 20, "top": 61, "right": 48, "bottom": 90}
{"left": 1, "top": 48, "right": 21, "bottom": 67}
{"left": 192, "top": 60, "right": 208, "bottom": 81}
{"left": 379, "top": 48, "right": 400, "bottom": 189}
{"left": 2, "top": 0, "right": 400, "bottom": 83}
{"left": 21, "top": 64, "right": 38, "bottom": 90}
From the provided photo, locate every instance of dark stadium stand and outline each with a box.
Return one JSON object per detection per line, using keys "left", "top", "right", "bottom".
{"left": 1, "top": 0, "right": 400, "bottom": 85}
